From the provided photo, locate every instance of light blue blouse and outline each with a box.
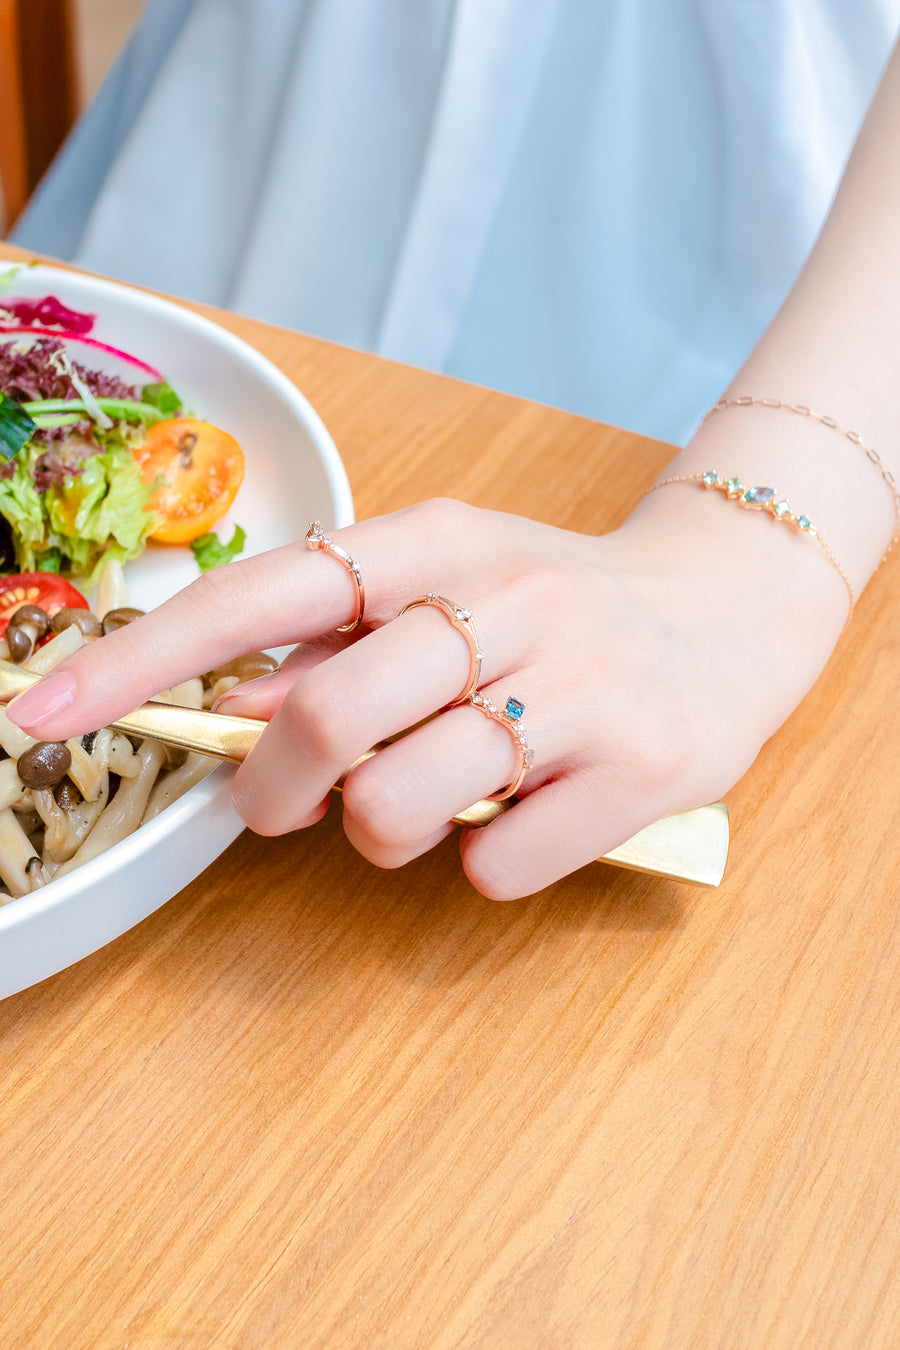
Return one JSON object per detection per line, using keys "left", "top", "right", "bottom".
{"left": 14, "top": 0, "right": 900, "bottom": 443}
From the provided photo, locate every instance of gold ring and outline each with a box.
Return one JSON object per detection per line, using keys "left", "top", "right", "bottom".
{"left": 399, "top": 593, "right": 483, "bottom": 706}
{"left": 306, "top": 521, "right": 366, "bottom": 633}
{"left": 467, "top": 692, "right": 534, "bottom": 801}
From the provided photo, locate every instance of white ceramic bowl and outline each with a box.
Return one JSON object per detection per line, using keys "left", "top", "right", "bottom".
{"left": 0, "top": 263, "right": 353, "bottom": 998}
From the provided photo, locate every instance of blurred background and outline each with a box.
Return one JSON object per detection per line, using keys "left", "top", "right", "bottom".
{"left": 1, "top": 0, "right": 144, "bottom": 234}
{"left": 77, "top": 0, "right": 144, "bottom": 108}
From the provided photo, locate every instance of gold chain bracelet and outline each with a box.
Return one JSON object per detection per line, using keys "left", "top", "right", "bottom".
{"left": 644, "top": 470, "right": 856, "bottom": 615}
{"left": 705, "top": 395, "right": 900, "bottom": 558}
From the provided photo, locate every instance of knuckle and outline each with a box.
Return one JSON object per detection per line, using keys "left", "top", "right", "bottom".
{"left": 278, "top": 674, "right": 357, "bottom": 765}
{"left": 342, "top": 764, "right": 410, "bottom": 848}
{"left": 413, "top": 496, "right": 479, "bottom": 534}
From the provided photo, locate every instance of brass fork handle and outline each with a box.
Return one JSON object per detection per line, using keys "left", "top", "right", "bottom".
{"left": 0, "top": 662, "right": 729, "bottom": 885}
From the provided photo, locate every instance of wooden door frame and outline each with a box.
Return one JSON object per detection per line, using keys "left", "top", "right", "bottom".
{"left": 0, "top": 0, "right": 78, "bottom": 231}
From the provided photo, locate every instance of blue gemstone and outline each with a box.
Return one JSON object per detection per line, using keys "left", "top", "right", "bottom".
{"left": 743, "top": 486, "right": 775, "bottom": 504}
{"left": 505, "top": 697, "right": 525, "bottom": 721}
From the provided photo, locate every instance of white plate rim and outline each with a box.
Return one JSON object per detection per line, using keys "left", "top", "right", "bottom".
{"left": 0, "top": 263, "right": 354, "bottom": 946}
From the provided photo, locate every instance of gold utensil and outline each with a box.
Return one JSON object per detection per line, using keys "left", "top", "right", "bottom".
{"left": 0, "top": 661, "right": 729, "bottom": 886}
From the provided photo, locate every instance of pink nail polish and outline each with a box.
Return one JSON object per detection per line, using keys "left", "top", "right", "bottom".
{"left": 7, "top": 671, "right": 76, "bottom": 729}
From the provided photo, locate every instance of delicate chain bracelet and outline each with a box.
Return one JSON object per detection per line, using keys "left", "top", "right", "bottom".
{"left": 644, "top": 470, "right": 856, "bottom": 615}
{"left": 705, "top": 395, "right": 900, "bottom": 557}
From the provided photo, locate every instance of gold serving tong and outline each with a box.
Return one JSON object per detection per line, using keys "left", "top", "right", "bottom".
{"left": 0, "top": 661, "right": 729, "bottom": 886}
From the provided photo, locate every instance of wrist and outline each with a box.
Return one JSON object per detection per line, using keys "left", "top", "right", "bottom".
{"left": 681, "top": 399, "right": 897, "bottom": 594}
{"left": 603, "top": 482, "right": 848, "bottom": 735}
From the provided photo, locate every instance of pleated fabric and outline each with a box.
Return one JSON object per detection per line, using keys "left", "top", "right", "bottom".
{"left": 14, "top": 0, "right": 900, "bottom": 442}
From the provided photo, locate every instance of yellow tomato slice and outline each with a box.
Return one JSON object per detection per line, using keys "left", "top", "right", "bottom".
{"left": 135, "top": 418, "right": 245, "bottom": 544}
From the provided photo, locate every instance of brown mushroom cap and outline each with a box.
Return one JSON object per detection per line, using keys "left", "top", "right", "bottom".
{"left": 101, "top": 607, "right": 146, "bottom": 635}
{"left": 6, "top": 625, "right": 35, "bottom": 664}
{"left": 205, "top": 652, "right": 279, "bottom": 685}
{"left": 51, "top": 607, "right": 102, "bottom": 639}
{"left": 8, "top": 604, "right": 50, "bottom": 638}
{"left": 17, "top": 741, "right": 73, "bottom": 790}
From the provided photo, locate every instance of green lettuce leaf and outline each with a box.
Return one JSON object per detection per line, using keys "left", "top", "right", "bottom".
{"left": 44, "top": 447, "right": 161, "bottom": 585}
{"left": 189, "top": 524, "right": 246, "bottom": 572}
{"left": 141, "top": 381, "right": 183, "bottom": 417}
{"left": 0, "top": 442, "right": 161, "bottom": 585}
{"left": 0, "top": 459, "right": 48, "bottom": 562}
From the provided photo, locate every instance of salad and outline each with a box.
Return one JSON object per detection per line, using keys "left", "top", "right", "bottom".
{"left": 0, "top": 273, "right": 246, "bottom": 586}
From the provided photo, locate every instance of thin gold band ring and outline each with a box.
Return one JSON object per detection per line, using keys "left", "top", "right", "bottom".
{"left": 306, "top": 521, "right": 366, "bottom": 633}
{"left": 399, "top": 593, "right": 483, "bottom": 706}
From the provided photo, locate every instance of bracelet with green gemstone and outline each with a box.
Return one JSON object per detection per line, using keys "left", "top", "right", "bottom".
{"left": 644, "top": 469, "right": 856, "bottom": 615}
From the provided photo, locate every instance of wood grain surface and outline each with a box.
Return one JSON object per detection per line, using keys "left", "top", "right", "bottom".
{"left": 1, "top": 247, "right": 899, "bottom": 1349}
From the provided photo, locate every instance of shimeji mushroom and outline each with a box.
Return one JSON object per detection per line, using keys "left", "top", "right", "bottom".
{"left": 31, "top": 790, "right": 81, "bottom": 866}
{"left": 58, "top": 750, "right": 115, "bottom": 860}
{"left": 154, "top": 678, "right": 205, "bottom": 710}
{"left": 0, "top": 708, "right": 36, "bottom": 760}
{"left": 51, "top": 608, "right": 103, "bottom": 640}
{"left": 56, "top": 739, "right": 168, "bottom": 876}
{"left": 95, "top": 558, "right": 129, "bottom": 620}
{"left": 205, "top": 676, "right": 240, "bottom": 707}
{"left": 25, "top": 623, "right": 84, "bottom": 675}
{"left": 143, "top": 752, "right": 215, "bottom": 822}
{"left": 0, "top": 582, "right": 277, "bottom": 887}
{"left": 0, "top": 758, "right": 28, "bottom": 811}
{"left": 6, "top": 605, "right": 52, "bottom": 664}
{"left": 27, "top": 729, "right": 116, "bottom": 869}
{"left": 65, "top": 738, "right": 107, "bottom": 802}
{"left": 108, "top": 733, "right": 142, "bottom": 779}
{"left": 0, "top": 806, "right": 46, "bottom": 896}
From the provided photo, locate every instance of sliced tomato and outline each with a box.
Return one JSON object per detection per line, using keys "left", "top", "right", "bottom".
{"left": 0, "top": 573, "right": 90, "bottom": 636}
{"left": 135, "top": 418, "right": 245, "bottom": 545}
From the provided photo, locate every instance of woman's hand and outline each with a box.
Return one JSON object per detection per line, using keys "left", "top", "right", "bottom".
{"left": 5, "top": 496, "right": 846, "bottom": 899}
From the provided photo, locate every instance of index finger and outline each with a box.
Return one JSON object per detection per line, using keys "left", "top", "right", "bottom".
{"left": 5, "top": 535, "right": 363, "bottom": 740}
{"left": 5, "top": 505, "right": 503, "bottom": 740}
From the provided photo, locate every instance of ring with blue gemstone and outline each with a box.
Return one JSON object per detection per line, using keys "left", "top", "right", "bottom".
{"left": 467, "top": 692, "right": 534, "bottom": 802}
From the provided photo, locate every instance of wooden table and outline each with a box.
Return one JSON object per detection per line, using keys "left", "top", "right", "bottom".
{"left": 1, "top": 248, "right": 899, "bottom": 1350}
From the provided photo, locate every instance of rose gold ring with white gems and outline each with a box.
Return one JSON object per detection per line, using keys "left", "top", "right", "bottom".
{"left": 398, "top": 593, "right": 483, "bottom": 706}
{"left": 467, "top": 693, "right": 534, "bottom": 802}
{"left": 306, "top": 521, "right": 366, "bottom": 633}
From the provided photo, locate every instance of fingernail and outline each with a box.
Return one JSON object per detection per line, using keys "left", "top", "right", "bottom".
{"left": 212, "top": 673, "right": 273, "bottom": 711}
{"left": 7, "top": 671, "right": 76, "bottom": 729}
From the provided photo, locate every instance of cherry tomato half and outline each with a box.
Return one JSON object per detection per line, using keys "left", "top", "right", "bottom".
{"left": 0, "top": 573, "right": 90, "bottom": 636}
{"left": 135, "top": 418, "right": 245, "bottom": 545}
